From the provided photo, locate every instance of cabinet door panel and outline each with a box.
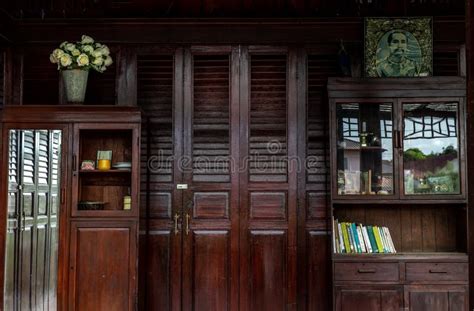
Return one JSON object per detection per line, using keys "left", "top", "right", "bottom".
{"left": 69, "top": 221, "right": 137, "bottom": 311}
{"left": 406, "top": 286, "right": 468, "bottom": 311}
{"left": 335, "top": 286, "right": 402, "bottom": 311}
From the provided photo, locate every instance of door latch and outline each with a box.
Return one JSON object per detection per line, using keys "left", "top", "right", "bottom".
{"left": 176, "top": 184, "right": 188, "bottom": 190}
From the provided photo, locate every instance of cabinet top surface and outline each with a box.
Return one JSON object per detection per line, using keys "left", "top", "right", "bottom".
{"left": 0, "top": 105, "right": 142, "bottom": 124}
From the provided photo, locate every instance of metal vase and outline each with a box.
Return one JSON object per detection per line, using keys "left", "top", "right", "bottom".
{"left": 62, "top": 69, "right": 89, "bottom": 103}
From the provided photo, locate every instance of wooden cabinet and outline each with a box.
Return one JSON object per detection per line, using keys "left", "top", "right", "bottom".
{"left": 0, "top": 106, "right": 141, "bottom": 310}
{"left": 328, "top": 78, "right": 469, "bottom": 311}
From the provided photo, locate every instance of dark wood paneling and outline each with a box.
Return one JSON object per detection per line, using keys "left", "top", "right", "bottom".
{"left": 84, "top": 48, "right": 117, "bottom": 105}
{"left": 249, "top": 54, "right": 288, "bottom": 182}
{"left": 406, "top": 286, "right": 468, "bottom": 311}
{"left": 1, "top": 0, "right": 464, "bottom": 18}
{"left": 250, "top": 192, "right": 286, "bottom": 220}
{"left": 192, "top": 54, "right": 230, "bottom": 183}
{"left": 138, "top": 54, "right": 174, "bottom": 185}
{"left": 22, "top": 47, "right": 59, "bottom": 105}
{"left": 69, "top": 222, "right": 137, "bottom": 311}
{"left": 193, "top": 192, "right": 229, "bottom": 219}
{"left": 249, "top": 230, "right": 287, "bottom": 310}
{"left": 145, "top": 192, "right": 172, "bottom": 219}
{"left": 335, "top": 286, "right": 403, "bottom": 311}
{"left": 142, "top": 230, "right": 172, "bottom": 310}
{"left": 306, "top": 192, "right": 326, "bottom": 220}
{"left": 192, "top": 231, "right": 230, "bottom": 311}
{"left": 306, "top": 232, "right": 330, "bottom": 311}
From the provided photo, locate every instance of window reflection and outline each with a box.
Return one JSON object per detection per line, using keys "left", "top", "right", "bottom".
{"left": 336, "top": 103, "right": 393, "bottom": 195}
{"left": 403, "top": 103, "right": 460, "bottom": 195}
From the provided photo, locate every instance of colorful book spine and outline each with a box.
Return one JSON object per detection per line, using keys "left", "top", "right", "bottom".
{"left": 373, "top": 226, "right": 385, "bottom": 253}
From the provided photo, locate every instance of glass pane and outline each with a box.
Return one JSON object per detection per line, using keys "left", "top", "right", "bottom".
{"left": 336, "top": 103, "right": 394, "bottom": 195}
{"left": 403, "top": 102, "right": 460, "bottom": 195}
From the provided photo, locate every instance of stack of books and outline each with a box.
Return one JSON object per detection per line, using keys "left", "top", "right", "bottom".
{"left": 332, "top": 218, "right": 397, "bottom": 254}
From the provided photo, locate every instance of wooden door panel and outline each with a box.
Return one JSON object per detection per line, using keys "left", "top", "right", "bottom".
{"left": 250, "top": 192, "right": 286, "bottom": 220}
{"left": 192, "top": 231, "right": 230, "bottom": 311}
{"left": 306, "top": 232, "right": 330, "bottom": 311}
{"left": 70, "top": 222, "right": 137, "bottom": 311}
{"left": 143, "top": 229, "right": 172, "bottom": 310}
{"left": 193, "top": 192, "right": 229, "bottom": 219}
{"left": 407, "top": 286, "right": 468, "bottom": 311}
{"left": 19, "top": 226, "right": 34, "bottom": 311}
{"left": 335, "top": 287, "right": 403, "bottom": 311}
{"left": 249, "top": 230, "right": 287, "bottom": 310}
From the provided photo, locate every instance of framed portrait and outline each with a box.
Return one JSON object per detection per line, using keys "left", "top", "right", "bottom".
{"left": 365, "top": 17, "right": 433, "bottom": 77}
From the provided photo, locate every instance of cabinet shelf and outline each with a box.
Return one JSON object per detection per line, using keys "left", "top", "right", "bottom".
{"left": 79, "top": 169, "right": 131, "bottom": 174}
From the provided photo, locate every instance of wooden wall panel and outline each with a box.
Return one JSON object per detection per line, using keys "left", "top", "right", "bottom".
{"left": 0, "top": 51, "right": 4, "bottom": 106}
{"left": 249, "top": 230, "right": 287, "bottom": 310}
{"left": 192, "top": 231, "right": 230, "bottom": 310}
{"left": 22, "top": 47, "right": 59, "bottom": 105}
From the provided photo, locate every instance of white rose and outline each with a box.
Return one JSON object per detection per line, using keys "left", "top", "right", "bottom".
{"left": 82, "top": 45, "right": 94, "bottom": 53}
{"left": 59, "top": 54, "right": 73, "bottom": 67}
{"left": 59, "top": 41, "right": 68, "bottom": 49}
{"left": 92, "top": 49, "right": 103, "bottom": 58}
{"left": 104, "top": 56, "right": 113, "bottom": 66}
{"left": 100, "top": 66, "right": 107, "bottom": 72}
{"left": 81, "top": 35, "right": 94, "bottom": 44}
{"left": 65, "top": 43, "right": 76, "bottom": 52}
{"left": 72, "top": 49, "right": 81, "bottom": 56}
{"left": 95, "top": 43, "right": 102, "bottom": 48}
{"left": 92, "top": 57, "right": 103, "bottom": 66}
{"left": 49, "top": 53, "right": 58, "bottom": 64}
{"left": 77, "top": 54, "right": 90, "bottom": 67}
{"left": 99, "top": 46, "right": 110, "bottom": 56}
{"left": 52, "top": 48, "right": 64, "bottom": 59}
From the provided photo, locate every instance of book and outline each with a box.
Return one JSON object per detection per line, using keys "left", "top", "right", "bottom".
{"left": 373, "top": 226, "right": 385, "bottom": 253}
{"left": 362, "top": 226, "right": 372, "bottom": 253}
{"left": 351, "top": 223, "right": 361, "bottom": 253}
{"left": 356, "top": 225, "right": 366, "bottom": 253}
{"left": 338, "top": 223, "right": 345, "bottom": 253}
{"left": 341, "top": 223, "right": 351, "bottom": 253}
{"left": 367, "top": 226, "right": 378, "bottom": 253}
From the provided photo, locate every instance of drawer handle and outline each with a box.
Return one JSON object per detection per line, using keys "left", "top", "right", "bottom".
{"left": 429, "top": 270, "right": 448, "bottom": 274}
{"left": 357, "top": 269, "right": 376, "bottom": 274}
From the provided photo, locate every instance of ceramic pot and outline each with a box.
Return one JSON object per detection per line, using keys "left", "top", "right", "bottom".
{"left": 62, "top": 69, "right": 89, "bottom": 103}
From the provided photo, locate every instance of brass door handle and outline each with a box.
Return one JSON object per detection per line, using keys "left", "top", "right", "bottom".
{"left": 185, "top": 213, "right": 191, "bottom": 235}
{"left": 174, "top": 213, "right": 181, "bottom": 235}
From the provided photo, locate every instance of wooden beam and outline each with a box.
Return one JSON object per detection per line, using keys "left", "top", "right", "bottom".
{"left": 11, "top": 17, "right": 464, "bottom": 45}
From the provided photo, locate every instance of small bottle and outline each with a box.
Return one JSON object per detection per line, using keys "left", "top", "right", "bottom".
{"left": 123, "top": 187, "right": 131, "bottom": 210}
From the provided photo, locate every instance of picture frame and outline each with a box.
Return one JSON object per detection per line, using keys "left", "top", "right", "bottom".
{"left": 80, "top": 160, "right": 95, "bottom": 170}
{"left": 365, "top": 17, "right": 433, "bottom": 77}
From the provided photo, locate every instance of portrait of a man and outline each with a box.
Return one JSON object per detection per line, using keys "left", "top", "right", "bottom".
{"left": 365, "top": 18, "right": 432, "bottom": 77}
{"left": 376, "top": 30, "right": 421, "bottom": 77}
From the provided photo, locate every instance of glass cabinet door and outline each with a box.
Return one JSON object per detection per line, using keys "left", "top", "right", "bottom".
{"left": 335, "top": 102, "right": 394, "bottom": 196}
{"left": 402, "top": 102, "right": 461, "bottom": 196}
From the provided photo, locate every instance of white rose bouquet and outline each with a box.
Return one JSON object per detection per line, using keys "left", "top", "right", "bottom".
{"left": 50, "top": 35, "right": 113, "bottom": 73}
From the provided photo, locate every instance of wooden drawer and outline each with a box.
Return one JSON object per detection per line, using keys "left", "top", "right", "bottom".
{"left": 334, "top": 262, "right": 399, "bottom": 282}
{"left": 406, "top": 263, "right": 468, "bottom": 282}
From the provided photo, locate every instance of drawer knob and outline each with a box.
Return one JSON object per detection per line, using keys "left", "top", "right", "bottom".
{"left": 357, "top": 268, "right": 376, "bottom": 274}
{"left": 429, "top": 269, "right": 448, "bottom": 274}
